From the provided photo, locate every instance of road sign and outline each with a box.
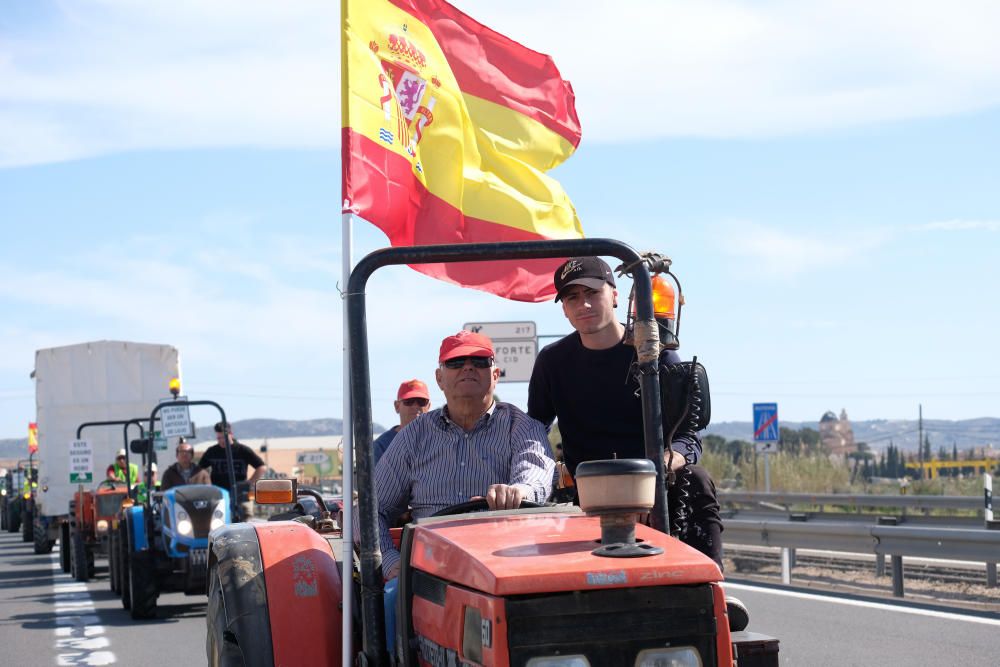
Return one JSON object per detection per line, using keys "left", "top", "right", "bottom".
{"left": 463, "top": 321, "right": 538, "bottom": 383}
{"left": 463, "top": 321, "right": 536, "bottom": 340}
{"left": 492, "top": 339, "right": 538, "bottom": 383}
{"left": 297, "top": 452, "right": 330, "bottom": 466}
{"left": 69, "top": 439, "right": 93, "bottom": 484}
{"left": 753, "top": 403, "right": 779, "bottom": 443}
{"left": 159, "top": 397, "right": 193, "bottom": 438}
{"left": 153, "top": 430, "right": 168, "bottom": 452}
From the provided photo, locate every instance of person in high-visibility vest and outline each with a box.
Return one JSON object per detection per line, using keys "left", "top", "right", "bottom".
{"left": 110, "top": 449, "right": 139, "bottom": 486}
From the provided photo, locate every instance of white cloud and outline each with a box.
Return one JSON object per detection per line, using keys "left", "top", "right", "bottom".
{"left": 2, "top": 0, "right": 1000, "bottom": 166}
{"left": 915, "top": 219, "right": 1000, "bottom": 232}
{"left": 712, "top": 220, "right": 893, "bottom": 276}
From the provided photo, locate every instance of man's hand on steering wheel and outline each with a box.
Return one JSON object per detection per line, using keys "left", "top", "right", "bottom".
{"left": 485, "top": 483, "right": 523, "bottom": 510}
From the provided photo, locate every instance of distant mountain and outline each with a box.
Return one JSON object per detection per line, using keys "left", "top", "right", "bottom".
{"left": 190, "top": 418, "right": 390, "bottom": 441}
{"left": 0, "top": 417, "right": 388, "bottom": 460}
{"left": 4, "top": 417, "right": 996, "bottom": 459}
{"left": 705, "top": 417, "right": 1000, "bottom": 453}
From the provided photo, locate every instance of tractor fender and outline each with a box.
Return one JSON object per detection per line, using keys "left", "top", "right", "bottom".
{"left": 207, "top": 523, "right": 273, "bottom": 667}
{"left": 125, "top": 505, "right": 147, "bottom": 551}
{"left": 254, "top": 522, "right": 344, "bottom": 666}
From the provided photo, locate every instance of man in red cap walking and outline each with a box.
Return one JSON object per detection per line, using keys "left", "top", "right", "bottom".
{"left": 375, "top": 329, "right": 554, "bottom": 580}
{"left": 373, "top": 379, "right": 432, "bottom": 465}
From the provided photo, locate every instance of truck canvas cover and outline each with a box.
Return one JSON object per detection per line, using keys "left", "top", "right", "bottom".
{"left": 34, "top": 341, "right": 180, "bottom": 517}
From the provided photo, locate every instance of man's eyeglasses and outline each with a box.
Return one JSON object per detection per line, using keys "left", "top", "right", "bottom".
{"left": 400, "top": 398, "right": 429, "bottom": 407}
{"left": 442, "top": 356, "right": 494, "bottom": 370}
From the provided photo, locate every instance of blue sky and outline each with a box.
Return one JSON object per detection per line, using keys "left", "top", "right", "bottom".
{"left": 2, "top": 0, "right": 999, "bottom": 440}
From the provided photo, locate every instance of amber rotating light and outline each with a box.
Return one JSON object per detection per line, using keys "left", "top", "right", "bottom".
{"left": 575, "top": 459, "right": 663, "bottom": 558}
{"left": 622, "top": 253, "right": 684, "bottom": 351}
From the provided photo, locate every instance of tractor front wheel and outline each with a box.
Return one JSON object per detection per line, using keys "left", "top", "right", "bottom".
{"left": 206, "top": 566, "right": 248, "bottom": 667}
{"left": 71, "top": 527, "right": 89, "bottom": 582}
{"left": 119, "top": 524, "right": 131, "bottom": 610}
{"left": 126, "top": 516, "right": 157, "bottom": 620}
{"left": 109, "top": 529, "right": 119, "bottom": 594}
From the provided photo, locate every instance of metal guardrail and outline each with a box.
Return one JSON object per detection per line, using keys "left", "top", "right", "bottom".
{"left": 722, "top": 517, "right": 1000, "bottom": 596}
{"left": 719, "top": 491, "right": 982, "bottom": 512}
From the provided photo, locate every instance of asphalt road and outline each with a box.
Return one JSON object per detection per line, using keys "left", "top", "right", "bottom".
{"left": 0, "top": 531, "right": 205, "bottom": 665}
{"left": 2, "top": 530, "right": 999, "bottom": 665}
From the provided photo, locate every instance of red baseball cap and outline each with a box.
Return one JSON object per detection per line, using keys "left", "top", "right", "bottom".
{"left": 439, "top": 330, "right": 494, "bottom": 363}
{"left": 397, "top": 379, "right": 429, "bottom": 401}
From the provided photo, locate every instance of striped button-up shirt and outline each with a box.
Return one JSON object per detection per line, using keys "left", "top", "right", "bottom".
{"left": 375, "top": 401, "right": 555, "bottom": 577}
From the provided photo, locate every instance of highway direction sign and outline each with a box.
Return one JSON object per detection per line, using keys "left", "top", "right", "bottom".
{"left": 463, "top": 321, "right": 538, "bottom": 383}
{"left": 463, "top": 321, "right": 536, "bottom": 339}
{"left": 753, "top": 403, "right": 780, "bottom": 443}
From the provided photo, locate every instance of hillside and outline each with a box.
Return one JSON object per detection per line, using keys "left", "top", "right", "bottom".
{"left": 3, "top": 416, "right": 997, "bottom": 460}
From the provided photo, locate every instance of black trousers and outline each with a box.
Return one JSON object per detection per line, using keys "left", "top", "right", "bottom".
{"left": 668, "top": 464, "right": 724, "bottom": 570}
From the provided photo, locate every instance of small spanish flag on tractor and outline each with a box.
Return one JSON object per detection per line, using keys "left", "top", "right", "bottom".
{"left": 28, "top": 422, "right": 38, "bottom": 454}
{"left": 342, "top": 0, "right": 584, "bottom": 302}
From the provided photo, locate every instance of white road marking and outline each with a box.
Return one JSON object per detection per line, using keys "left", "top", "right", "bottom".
{"left": 50, "top": 548, "right": 116, "bottom": 665}
{"left": 724, "top": 581, "right": 1000, "bottom": 627}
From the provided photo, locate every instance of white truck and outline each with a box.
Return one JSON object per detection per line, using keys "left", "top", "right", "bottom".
{"left": 30, "top": 341, "right": 181, "bottom": 554}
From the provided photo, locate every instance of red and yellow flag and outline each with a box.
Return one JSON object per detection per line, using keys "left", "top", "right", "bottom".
{"left": 28, "top": 422, "right": 38, "bottom": 454}
{"left": 342, "top": 0, "right": 583, "bottom": 302}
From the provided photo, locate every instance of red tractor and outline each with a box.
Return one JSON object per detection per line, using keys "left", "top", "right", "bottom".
{"left": 205, "top": 239, "right": 780, "bottom": 666}
{"left": 62, "top": 480, "right": 129, "bottom": 581}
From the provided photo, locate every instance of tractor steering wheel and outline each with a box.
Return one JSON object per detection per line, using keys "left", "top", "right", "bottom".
{"left": 97, "top": 479, "right": 124, "bottom": 491}
{"left": 430, "top": 498, "right": 543, "bottom": 517}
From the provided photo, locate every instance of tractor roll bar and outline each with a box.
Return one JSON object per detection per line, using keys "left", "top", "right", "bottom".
{"left": 147, "top": 401, "right": 236, "bottom": 519}
{"left": 76, "top": 418, "right": 160, "bottom": 501}
{"left": 347, "top": 238, "right": 667, "bottom": 666}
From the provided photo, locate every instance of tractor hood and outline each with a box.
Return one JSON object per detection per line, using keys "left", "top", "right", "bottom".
{"left": 408, "top": 508, "right": 722, "bottom": 597}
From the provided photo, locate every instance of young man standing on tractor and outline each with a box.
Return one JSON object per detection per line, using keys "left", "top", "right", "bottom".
{"left": 197, "top": 422, "right": 268, "bottom": 490}
{"left": 375, "top": 330, "right": 555, "bottom": 580}
{"left": 528, "top": 257, "right": 725, "bottom": 570}
{"left": 372, "top": 379, "right": 432, "bottom": 466}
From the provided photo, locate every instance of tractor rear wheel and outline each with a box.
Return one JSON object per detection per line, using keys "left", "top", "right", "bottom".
{"left": 59, "top": 522, "right": 71, "bottom": 573}
{"left": 33, "top": 515, "right": 53, "bottom": 554}
{"left": 127, "top": 516, "right": 157, "bottom": 620}
{"left": 72, "top": 527, "right": 89, "bottom": 582}
{"left": 119, "top": 524, "right": 131, "bottom": 610}
{"left": 6, "top": 503, "right": 19, "bottom": 533}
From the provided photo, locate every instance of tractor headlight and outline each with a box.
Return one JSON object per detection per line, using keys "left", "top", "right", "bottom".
{"left": 526, "top": 657, "right": 590, "bottom": 667}
{"left": 96, "top": 520, "right": 109, "bottom": 534}
{"left": 1, "top": 488, "right": 6, "bottom": 496}
{"left": 634, "top": 647, "right": 702, "bottom": 667}
{"left": 176, "top": 508, "right": 193, "bottom": 536}
{"left": 210, "top": 499, "right": 227, "bottom": 531}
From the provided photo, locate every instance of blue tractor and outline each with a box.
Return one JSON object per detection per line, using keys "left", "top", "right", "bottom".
{"left": 121, "top": 400, "right": 241, "bottom": 620}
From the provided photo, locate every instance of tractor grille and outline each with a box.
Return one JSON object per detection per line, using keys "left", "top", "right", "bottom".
{"left": 505, "top": 584, "right": 717, "bottom": 667}
{"left": 96, "top": 494, "right": 126, "bottom": 518}
{"left": 172, "top": 486, "right": 223, "bottom": 537}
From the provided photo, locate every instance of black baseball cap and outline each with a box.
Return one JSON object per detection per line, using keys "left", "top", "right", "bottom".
{"left": 553, "top": 257, "right": 616, "bottom": 301}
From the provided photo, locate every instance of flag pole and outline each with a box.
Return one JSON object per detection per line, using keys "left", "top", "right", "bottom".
{"left": 340, "top": 1, "right": 354, "bottom": 664}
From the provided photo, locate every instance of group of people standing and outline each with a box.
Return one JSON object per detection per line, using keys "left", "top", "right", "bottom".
{"left": 105, "top": 421, "right": 268, "bottom": 494}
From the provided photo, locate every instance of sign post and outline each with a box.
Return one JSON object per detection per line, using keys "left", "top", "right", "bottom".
{"left": 463, "top": 321, "right": 537, "bottom": 383}
{"left": 69, "top": 439, "right": 93, "bottom": 485}
{"left": 752, "top": 403, "right": 779, "bottom": 493}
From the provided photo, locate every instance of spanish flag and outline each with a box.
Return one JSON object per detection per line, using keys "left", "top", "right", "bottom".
{"left": 28, "top": 422, "right": 38, "bottom": 454}
{"left": 342, "top": 0, "right": 583, "bottom": 302}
